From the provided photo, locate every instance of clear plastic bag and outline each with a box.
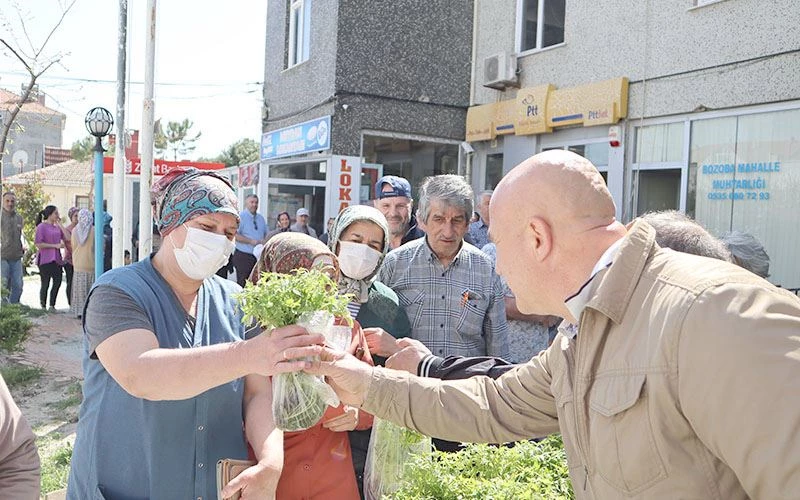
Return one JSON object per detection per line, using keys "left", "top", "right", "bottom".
{"left": 271, "top": 311, "right": 340, "bottom": 432}
{"left": 364, "top": 418, "right": 432, "bottom": 500}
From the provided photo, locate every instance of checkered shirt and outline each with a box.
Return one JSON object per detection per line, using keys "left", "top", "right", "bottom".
{"left": 378, "top": 238, "right": 510, "bottom": 359}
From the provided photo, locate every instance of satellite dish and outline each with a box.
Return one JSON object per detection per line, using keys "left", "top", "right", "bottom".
{"left": 12, "top": 150, "right": 29, "bottom": 170}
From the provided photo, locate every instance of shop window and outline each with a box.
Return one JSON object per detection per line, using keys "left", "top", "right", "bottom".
{"left": 518, "top": 0, "right": 565, "bottom": 53}
{"left": 635, "top": 122, "right": 684, "bottom": 164}
{"left": 568, "top": 143, "right": 609, "bottom": 169}
{"left": 485, "top": 154, "right": 504, "bottom": 190}
{"left": 634, "top": 169, "right": 681, "bottom": 216}
{"left": 688, "top": 108, "right": 800, "bottom": 287}
{"left": 362, "top": 135, "right": 459, "bottom": 197}
{"left": 269, "top": 161, "right": 326, "bottom": 180}
{"left": 287, "top": 0, "right": 311, "bottom": 68}
{"left": 267, "top": 184, "right": 325, "bottom": 234}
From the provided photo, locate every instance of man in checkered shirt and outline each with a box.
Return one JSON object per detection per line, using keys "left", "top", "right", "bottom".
{"left": 378, "top": 175, "right": 510, "bottom": 360}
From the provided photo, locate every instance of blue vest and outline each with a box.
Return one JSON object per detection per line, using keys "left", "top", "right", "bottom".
{"left": 68, "top": 258, "right": 248, "bottom": 500}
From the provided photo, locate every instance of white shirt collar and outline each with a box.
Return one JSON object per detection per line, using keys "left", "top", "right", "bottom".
{"left": 561, "top": 237, "right": 624, "bottom": 338}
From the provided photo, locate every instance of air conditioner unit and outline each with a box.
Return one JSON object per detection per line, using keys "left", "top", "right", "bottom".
{"left": 483, "top": 52, "right": 518, "bottom": 90}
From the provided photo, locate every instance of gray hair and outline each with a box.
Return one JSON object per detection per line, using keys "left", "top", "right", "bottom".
{"left": 417, "top": 175, "right": 474, "bottom": 224}
{"left": 476, "top": 190, "right": 493, "bottom": 203}
{"left": 641, "top": 210, "right": 733, "bottom": 262}
{"left": 721, "top": 230, "right": 770, "bottom": 278}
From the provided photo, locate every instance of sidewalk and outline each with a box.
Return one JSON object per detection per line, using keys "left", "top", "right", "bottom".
{"left": 13, "top": 275, "right": 83, "bottom": 379}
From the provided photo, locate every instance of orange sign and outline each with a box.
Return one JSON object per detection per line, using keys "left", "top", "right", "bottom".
{"left": 102, "top": 157, "right": 225, "bottom": 175}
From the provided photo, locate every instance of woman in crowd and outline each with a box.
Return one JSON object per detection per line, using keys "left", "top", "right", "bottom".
{"left": 69, "top": 208, "right": 94, "bottom": 318}
{"left": 34, "top": 205, "right": 68, "bottom": 311}
{"left": 67, "top": 168, "right": 322, "bottom": 500}
{"left": 249, "top": 232, "right": 374, "bottom": 499}
{"left": 327, "top": 204, "right": 411, "bottom": 499}
{"left": 264, "top": 211, "right": 291, "bottom": 243}
{"left": 62, "top": 207, "right": 79, "bottom": 306}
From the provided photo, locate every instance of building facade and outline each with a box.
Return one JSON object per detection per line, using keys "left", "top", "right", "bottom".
{"left": 1, "top": 88, "right": 66, "bottom": 178}
{"left": 260, "top": 0, "right": 474, "bottom": 234}
{"left": 465, "top": 0, "right": 800, "bottom": 289}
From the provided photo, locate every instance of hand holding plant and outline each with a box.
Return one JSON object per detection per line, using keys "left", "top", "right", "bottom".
{"left": 238, "top": 268, "right": 353, "bottom": 431}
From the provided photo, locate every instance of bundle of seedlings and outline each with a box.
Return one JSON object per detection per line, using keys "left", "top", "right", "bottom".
{"left": 239, "top": 268, "right": 352, "bottom": 431}
{"left": 364, "top": 418, "right": 431, "bottom": 500}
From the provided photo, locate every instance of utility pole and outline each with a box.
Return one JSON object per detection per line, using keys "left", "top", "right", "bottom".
{"left": 138, "top": 0, "right": 157, "bottom": 260}
{"left": 112, "top": 0, "right": 128, "bottom": 268}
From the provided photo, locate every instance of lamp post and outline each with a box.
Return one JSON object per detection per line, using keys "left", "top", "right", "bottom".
{"left": 85, "top": 107, "right": 114, "bottom": 280}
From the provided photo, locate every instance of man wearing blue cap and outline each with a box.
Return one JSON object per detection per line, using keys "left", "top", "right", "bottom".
{"left": 374, "top": 175, "right": 424, "bottom": 249}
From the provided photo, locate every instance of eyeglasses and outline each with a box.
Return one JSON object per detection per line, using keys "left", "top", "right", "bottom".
{"left": 253, "top": 219, "right": 258, "bottom": 230}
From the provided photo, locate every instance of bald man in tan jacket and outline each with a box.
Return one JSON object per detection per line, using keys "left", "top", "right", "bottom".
{"left": 299, "top": 150, "right": 800, "bottom": 499}
{"left": 0, "top": 374, "right": 40, "bottom": 499}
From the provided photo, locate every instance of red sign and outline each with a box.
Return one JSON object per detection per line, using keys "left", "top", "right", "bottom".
{"left": 103, "top": 157, "right": 225, "bottom": 176}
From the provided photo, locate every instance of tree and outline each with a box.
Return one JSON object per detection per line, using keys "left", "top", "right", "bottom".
{"left": 0, "top": 0, "right": 76, "bottom": 176}
{"left": 70, "top": 136, "right": 94, "bottom": 162}
{"left": 214, "top": 138, "right": 259, "bottom": 167}
{"left": 13, "top": 174, "right": 51, "bottom": 270}
{"left": 154, "top": 118, "right": 202, "bottom": 160}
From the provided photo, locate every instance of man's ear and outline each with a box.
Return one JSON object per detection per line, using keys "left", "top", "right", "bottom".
{"left": 529, "top": 216, "right": 552, "bottom": 262}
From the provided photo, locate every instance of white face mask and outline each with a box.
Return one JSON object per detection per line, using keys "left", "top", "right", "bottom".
{"left": 337, "top": 240, "right": 382, "bottom": 280}
{"left": 172, "top": 226, "right": 235, "bottom": 281}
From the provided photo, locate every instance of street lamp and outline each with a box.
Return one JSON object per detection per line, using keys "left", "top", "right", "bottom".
{"left": 85, "top": 107, "right": 114, "bottom": 279}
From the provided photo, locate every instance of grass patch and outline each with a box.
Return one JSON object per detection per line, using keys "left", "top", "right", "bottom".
{"left": 48, "top": 381, "right": 83, "bottom": 411}
{"left": 0, "top": 364, "right": 43, "bottom": 389}
{"left": 18, "top": 304, "right": 49, "bottom": 318}
{"left": 39, "top": 438, "right": 73, "bottom": 494}
{"left": 0, "top": 303, "right": 34, "bottom": 351}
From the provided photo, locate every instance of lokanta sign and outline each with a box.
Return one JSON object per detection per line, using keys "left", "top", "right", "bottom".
{"left": 327, "top": 155, "right": 362, "bottom": 218}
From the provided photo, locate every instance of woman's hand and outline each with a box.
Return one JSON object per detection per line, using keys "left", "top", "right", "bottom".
{"left": 322, "top": 405, "right": 359, "bottom": 432}
{"left": 220, "top": 462, "right": 280, "bottom": 500}
{"left": 246, "top": 325, "right": 326, "bottom": 377}
{"left": 364, "top": 327, "right": 400, "bottom": 357}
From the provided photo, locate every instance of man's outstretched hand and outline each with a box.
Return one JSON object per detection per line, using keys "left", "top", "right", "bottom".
{"left": 303, "top": 346, "right": 374, "bottom": 407}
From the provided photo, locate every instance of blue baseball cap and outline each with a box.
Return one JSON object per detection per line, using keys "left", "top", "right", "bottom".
{"left": 375, "top": 175, "right": 412, "bottom": 199}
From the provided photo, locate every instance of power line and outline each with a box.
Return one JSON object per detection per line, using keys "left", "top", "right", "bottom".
{"left": 0, "top": 70, "right": 263, "bottom": 87}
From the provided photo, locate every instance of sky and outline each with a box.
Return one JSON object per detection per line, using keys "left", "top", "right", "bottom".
{"left": 0, "top": 0, "right": 267, "bottom": 159}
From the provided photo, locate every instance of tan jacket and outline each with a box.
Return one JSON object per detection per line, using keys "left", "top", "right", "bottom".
{"left": 0, "top": 375, "right": 40, "bottom": 499}
{"left": 363, "top": 221, "right": 800, "bottom": 499}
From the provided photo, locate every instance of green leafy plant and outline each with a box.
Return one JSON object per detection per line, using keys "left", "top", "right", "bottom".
{"left": 238, "top": 268, "right": 353, "bottom": 431}
{"left": 39, "top": 439, "right": 73, "bottom": 494}
{"left": 0, "top": 364, "right": 43, "bottom": 389}
{"left": 0, "top": 303, "right": 34, "bottom": 352}
{"left": 365, "top": 418, "right": 431, "bottom": 499}
{"left": 390, "top": 435, "right": 574, "bottom": 500}
{"left": 238, "top": 268, "right": 352, "bottom": 329}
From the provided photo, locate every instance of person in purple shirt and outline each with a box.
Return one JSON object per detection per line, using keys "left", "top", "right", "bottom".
{"left": 34, "top": 205, "right": 68, "bottom": 311}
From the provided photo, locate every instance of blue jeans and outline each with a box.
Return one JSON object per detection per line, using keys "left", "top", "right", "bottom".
{"left": 1, "top": 258, "right": 24, "bottom": 304}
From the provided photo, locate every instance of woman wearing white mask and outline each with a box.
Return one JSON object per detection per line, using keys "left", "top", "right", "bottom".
{"left": 67, "top": 168, "right": 323, "bottom": 500}
{"left": 327, "top": 205, "right": 411, "bottom": 499}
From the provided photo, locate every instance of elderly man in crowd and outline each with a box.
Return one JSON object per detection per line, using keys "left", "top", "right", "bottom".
{"left": 468, "top": 190, "right": 492, "bottom": 249}
{"left": 373, "top": 175, "right": 424, "bottom": 250}
{"left": 378, "top": 174, "right": 509, "bottom": 361}
{"left": 290, "top": 207, "right": 317, "bottom": 237}
{"left": 1, "top": 192, "right": 26, "bottom": 304}
{"left": 232, "top": 194, "right": 268, "bottom": 287}
{"left": 305, "top": 150, "right": 800, "bottom": 499}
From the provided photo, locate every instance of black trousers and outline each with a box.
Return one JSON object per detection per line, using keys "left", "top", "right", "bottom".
{"left": 232, "top": 250, "right": 256, "bottom": 287}
{"left": 39, "top": 261, "right": 63, "bottom": 308}
{"left": 63, "top": 263, "right": 74, "bottom": 306}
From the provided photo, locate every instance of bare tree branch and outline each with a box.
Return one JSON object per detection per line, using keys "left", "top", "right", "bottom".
{"left": 36, "top": 0, "right": 77, "bottom": 59}
{"left": 15, "top": 7, "right": 36, "bottom": 57}
{"left": 0, "top": 38, "right": 34, "bottom": 74}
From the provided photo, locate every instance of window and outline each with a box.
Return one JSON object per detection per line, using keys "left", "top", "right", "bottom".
{"left": 635, "top": 123, "right": 684, "bottom": 164}
{"left": 287, "top": 0, "right": 311, "bottom": 68}
{"left": 518, "top": 0, "right": 565, "bottom": 53}
{"left": 485, "top": 154, "right": 504, "bottom": 190}
{"left": 687, "top": 109, "right": 800, "bottom": 287}
{"left": 634, "top": 169, "right": 682, "bottom": 216}
{"left": 74, "top": 195, "right": 90, "bottom": 209}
